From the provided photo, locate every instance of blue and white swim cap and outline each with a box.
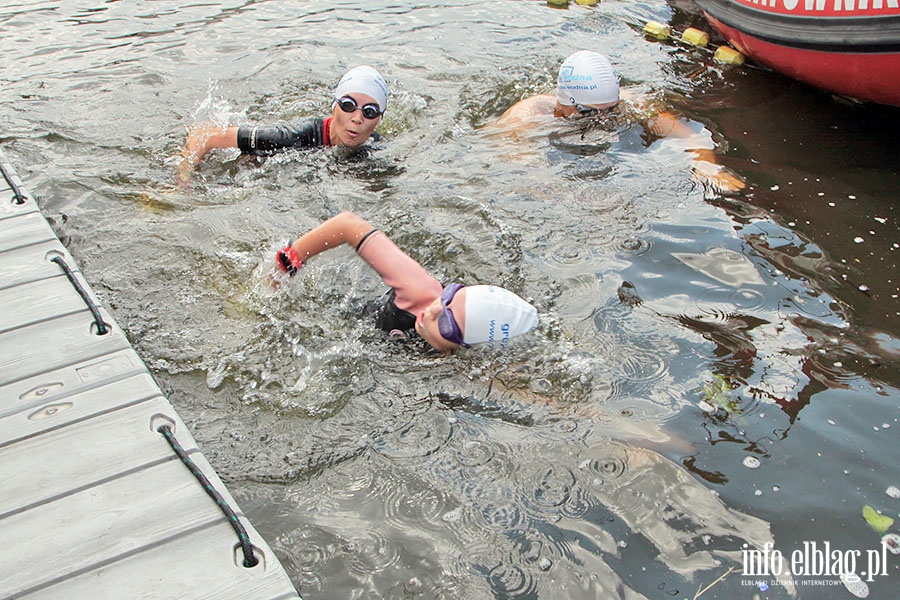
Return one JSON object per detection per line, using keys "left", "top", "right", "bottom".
{"left": 463, "top": 285, "right": 539, "bottom": 349}
{"left": 556, "top": 51, "right": 619, "bottom": 107}
{"left": 334, "top": 65, "right": 389, "bottom": 112}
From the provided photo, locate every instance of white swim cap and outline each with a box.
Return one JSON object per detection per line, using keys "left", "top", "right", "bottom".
{"left": 556, "top": 51, "right": 619, "bottom": 107}
{"left": 463, "top": 285, "right": 539, "bottom": 349}
{"left": 334, "top": 65, "right": 389, "bottom": 112}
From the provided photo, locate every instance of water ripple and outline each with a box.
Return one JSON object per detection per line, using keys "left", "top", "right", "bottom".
{"left": 523, "top": 461, "right": 577, "bottom": 512}
{"left": 618, "top": 235, "right": 652, "bottom": 256}
{"left": 370, "top": 410, "right": 452, "bottom": 459}
{"left": 383, "top": 480, "right": 450, "bottom": 526}
{"left": 487, "top": 563, "right": 537, "bottom": 599}
{"left": 478, "top": 498, "right": 529, "bottom": 531}
{"left": 345, "top": 529, "right": 401, "bottom": 576}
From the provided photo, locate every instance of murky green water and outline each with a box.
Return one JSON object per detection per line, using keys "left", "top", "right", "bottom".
{"left": 2, "top": 1, "right": 898, "bottom": 598}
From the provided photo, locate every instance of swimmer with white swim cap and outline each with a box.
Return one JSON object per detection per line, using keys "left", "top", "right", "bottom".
{"left": 272, "top": 211, "right": 539, "bottom": 352}
{"left": 179, "top": 65, "right": 389, "bottom": 181}
{"left": 490, "top": 51, "right": 745, "bottom": 194}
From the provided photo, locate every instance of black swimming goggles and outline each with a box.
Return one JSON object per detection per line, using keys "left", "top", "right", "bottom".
{"left": 334, "top": 96, "right": 383, "bottom": 120}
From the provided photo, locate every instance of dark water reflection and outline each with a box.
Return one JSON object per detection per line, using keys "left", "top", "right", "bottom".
{"left": 2, "top": 1, "right": 898, "bottom": 598}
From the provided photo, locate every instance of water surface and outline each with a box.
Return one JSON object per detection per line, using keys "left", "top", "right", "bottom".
{"left": 2, "top": 1, "right": 898, "bottom": 598}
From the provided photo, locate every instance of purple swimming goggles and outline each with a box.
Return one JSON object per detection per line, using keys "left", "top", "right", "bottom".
{"left": 438, "top": 283, "right": 468, "bottom": 347}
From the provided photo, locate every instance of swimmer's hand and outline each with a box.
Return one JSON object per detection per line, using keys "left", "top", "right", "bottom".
{"left": 276, "top": 245, "right": 303, "bottom": 276}
{"left": 177, "top": 124, "right": 211, "bottom": 184}
{"left": 177, "top": 123, "right": 235, "bottom": 185}
{"left": 689, "top": 149, "right": 746, "bottom": 195}
{"left": 260, "top": 245, "right": 303, "bottom": 290}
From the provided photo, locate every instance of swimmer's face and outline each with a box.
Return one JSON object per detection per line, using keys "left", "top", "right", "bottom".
{"left": 415, "top": 289, "right": 466, "bottom": 352}
{"left": 330, "top": 92, "right": 381, "bottom": 148}
{"left": 555, "top": 100, "right": 619, "bottom": 118}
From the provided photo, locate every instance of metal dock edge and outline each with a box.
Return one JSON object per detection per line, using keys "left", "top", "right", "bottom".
{"left": 0, "top": 149, "right": 301, "bottom": 600}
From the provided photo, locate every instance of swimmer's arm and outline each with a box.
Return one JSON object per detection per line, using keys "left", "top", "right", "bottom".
{"left": 644, "top": 111, "right": 694, "bottom": 139}
{"left": 288, "top": 211, "right": 374, "bottom": 263}
{"left": 178, "top": 124, "right": 239, "bottom": 181}
{"left": 644, "top": 111, "right": 746, "bottom": 194}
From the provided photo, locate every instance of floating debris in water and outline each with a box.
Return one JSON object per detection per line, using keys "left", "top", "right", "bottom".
{"left": 883, "top": 533, "right": 900, "bottom": 555}
{"left": 862, "top": 505, "right": 894, "bottom": 534}
{"left": 840, "top": 572, "right": 870, "bottom": 598}
{"left": 886, "top": 485, "right": 900, "bottom": 499}
{"left": 854, "top": 237, "right": 865, "bottom": 244}
{"left": 538, "top": 557, "right": 552, "bottom": 571}
{"left": 742, "top": 456, "right": 761, "bottom": 469}
{"left": 443, "top": 507, "right": 462, "bottom": 523}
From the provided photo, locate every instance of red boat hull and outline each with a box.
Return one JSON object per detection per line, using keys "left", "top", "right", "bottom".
{"left": 696, "top": 0, "right": 900, "bottom": 107}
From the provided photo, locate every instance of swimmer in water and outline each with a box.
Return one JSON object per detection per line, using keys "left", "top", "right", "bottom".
{"left": 178, "top": 65, "right": 389, "bottom": 181}
{"left": 489, "top": 51, "right": 746, "bottom": 194}
{"left": 272, "top": 211, "right": 539, "bottom": 352}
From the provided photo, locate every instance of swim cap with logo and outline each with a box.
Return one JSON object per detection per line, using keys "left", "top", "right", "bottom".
{"left": 556, "top": 50, "right": 619, "bottom": 107}
{"left": 334, "top": 65, "right": 389, "bottom": 113}
{"left": 463, "top": 285, "right": 539, "bottom": 349}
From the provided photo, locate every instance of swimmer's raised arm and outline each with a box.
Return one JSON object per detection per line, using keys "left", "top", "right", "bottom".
{"left": 265, "top": 210, "right": 538, "bottom": 351}
{"left": 274, "top": 211, "right": 374, "bottom": 275}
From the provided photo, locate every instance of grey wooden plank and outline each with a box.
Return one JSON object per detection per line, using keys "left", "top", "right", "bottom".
{"left": 0, "top": 349, "right": 149, "bottom": 421}
{"left": 0, "top": 460, "right": 234, "bottom": 598}
{"left": 0, "top": 309, "right": 130, "bottom": 387}
{"left": 0, "top": 274, "right": 96, "bottom": 334}
{"left": 0, "top": 195, "right": 36, "bottom": 220}
{"left": 0, "top": 240, "right": 73, "bottom": 291}
{"left": 0, "top": 210, "right": 57, "bottom": 253}
{"left": 0, "top": 397, "right": 190, "bottom": 516}
{"left": 29, "top": 524, "right": 301, "bottom": 600}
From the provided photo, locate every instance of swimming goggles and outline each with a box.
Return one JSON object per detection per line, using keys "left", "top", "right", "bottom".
{"left": 438, "top": 283, "right": 468, "bottom": 347}
{"left": 575, "top": 101, "right": 619, "bottom": 116}
{"left": 334, "top": 95, "right": 383, "bottom": 120}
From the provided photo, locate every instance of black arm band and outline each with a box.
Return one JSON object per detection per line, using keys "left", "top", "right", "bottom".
{"left": 355, "top": 228, "right": 379, "bottom": 252}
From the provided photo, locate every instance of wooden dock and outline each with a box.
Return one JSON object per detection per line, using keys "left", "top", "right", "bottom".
{"left": 0, "top": 149, "right": 301, "bottom": 600}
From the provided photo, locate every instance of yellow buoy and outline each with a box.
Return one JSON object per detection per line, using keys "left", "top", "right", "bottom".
{"left": 547, "top": 0, "right": 568, "bottom": 6}
{"left": 643, "top": 21, "right": 671, "bottom": 40}
{"left": 713, "top": 46, "right": 745, "bottom": 65}
{"left": 574, "top": 0, "right": 599, "bottom": 5}
{"left": 681, "top": 27, "right": 710, "bottom": 47}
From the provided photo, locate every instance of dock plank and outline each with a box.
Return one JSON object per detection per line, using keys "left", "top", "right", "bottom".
{"left": 0, "top": 350, "right": 150, "bottom": 422}
{"left": 0, "top": 240, "right": 74, "bottom": 291}
{"left": 1, "top": 460, "right": 234, "bottom": 598}
{"left": 0, "top": 210, "right": 57, "bottom": 252}
{"left": 31, "top": 524, "right": 302, "bottom": 600}
{"left": 0, "top": 274, "right": 95, "bottom": 334}
{"left": 0, "top": 309, "right": 131, "bottom": 387}
{"left": 0, "top": 397, "right": 189, "bottom": 517}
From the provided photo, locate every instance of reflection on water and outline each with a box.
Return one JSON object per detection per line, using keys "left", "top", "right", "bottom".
{"left": 2, "top": 1, "right": 898, "bottom": 598}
